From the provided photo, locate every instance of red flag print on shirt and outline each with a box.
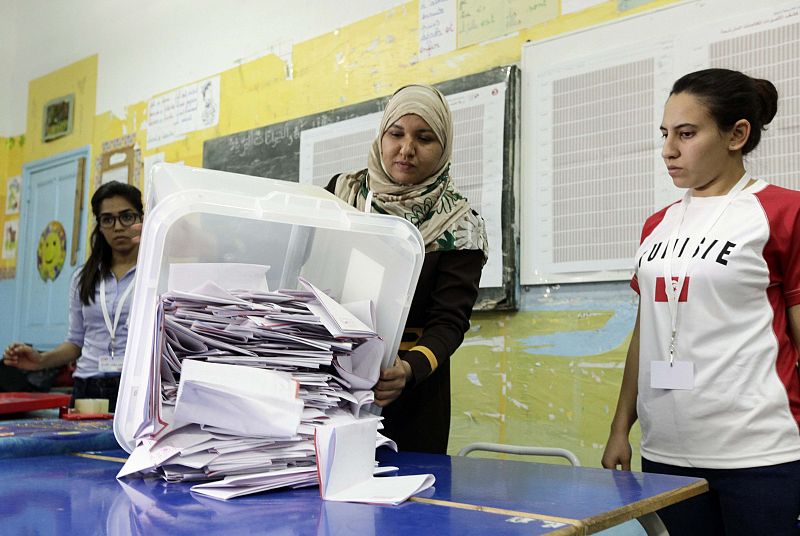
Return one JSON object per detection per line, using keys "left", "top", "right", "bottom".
{"left": 654, "top": 277, "right": 689, "bottom": 302}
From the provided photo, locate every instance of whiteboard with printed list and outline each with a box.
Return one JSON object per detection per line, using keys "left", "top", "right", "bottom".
{"left": 299, "top": 82, "right": 509, "bottom": 293}
{"left": 521, "top": 0, "right": 800, "bottom": 285}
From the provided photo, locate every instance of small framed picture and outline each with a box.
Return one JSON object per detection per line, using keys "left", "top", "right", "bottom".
{"left": 42, "top": 94, "right": 75, "bottom": 142}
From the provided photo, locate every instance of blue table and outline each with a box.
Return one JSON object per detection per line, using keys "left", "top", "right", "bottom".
{"left": 0, "top": 449, "right": 706, "bottom": 535}
{"left": 0, "top": 414, "right": 117, "bottom": 459}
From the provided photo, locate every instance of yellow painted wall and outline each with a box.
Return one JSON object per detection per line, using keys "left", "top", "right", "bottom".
{"left": 457, "top": 308, "right": 642, "bottom": 467}
{"left": 140, "top": 0, "right": 679, "bottom": 170}
{"left": 4, "top": 0, "right": 681, "bottom": 465}
{"left": 25, "top": 55, "right": 97, "bottom": 163}
{"left": 7, "top": 0, "right": 681, "bottom": 240}
{"left": 0, "top": 135, "right": 24, "bottom": 279}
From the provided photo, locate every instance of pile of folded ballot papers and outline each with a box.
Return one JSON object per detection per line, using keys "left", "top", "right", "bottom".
{"left": 118, "top": 271, "right": 397, "bottom": 500}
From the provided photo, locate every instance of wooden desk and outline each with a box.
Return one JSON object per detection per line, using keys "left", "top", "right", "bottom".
{"left": 0, "top": 449, "right": 707, "bottom": 535}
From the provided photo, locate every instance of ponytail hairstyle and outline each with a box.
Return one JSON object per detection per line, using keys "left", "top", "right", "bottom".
{"left": 78, "top": 181, "right": 143, "bottom": 305}
{"left": 670, "top": 68, "right": 778, "bottom": 155}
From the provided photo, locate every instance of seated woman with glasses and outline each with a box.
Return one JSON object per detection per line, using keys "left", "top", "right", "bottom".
{"left": 3, "top": 181, "right": 143, "bottom": 411}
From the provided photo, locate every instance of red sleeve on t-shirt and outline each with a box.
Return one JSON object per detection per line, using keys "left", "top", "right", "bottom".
{"left": 755, "top": 185, "right": 800, "bottom": 307}
{"left": 631, "top": 202, "right": 677, "bottom": 295}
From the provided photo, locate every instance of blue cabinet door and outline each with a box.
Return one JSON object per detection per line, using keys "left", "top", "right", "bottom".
{"left": 15, "top": 148, "right": 89, "bottom": 348}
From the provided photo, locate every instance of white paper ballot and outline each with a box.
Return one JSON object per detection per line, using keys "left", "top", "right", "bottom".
{"left": 168, "top": 263, "right": 270, "bottom": 293}
{"left": 190, "top": 466, "right": 318, "bottom": 500}
{"left": 332, "top": 337, "right": 384, "bottom": 390}
{"left": 126, "top": 276, "right": 396, "bottom": 494}
{"left": 117, "top": 439, "right": 159, "bottom": 478}
{"left": 342, "top": 300, "right": 376, "bottom": 331}
{"left": 315, "top": 418, "right": 435, "bottom": 505}
{"left": 174, "top": 360, "right": 303, "bottom": 438}
{"left": 299, "top": 277, "right": 376, "bottom": 338}
{"left": 117, "top": 424, "right": 216, "bottom": 478}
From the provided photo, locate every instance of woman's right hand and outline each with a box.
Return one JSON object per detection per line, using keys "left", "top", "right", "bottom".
{"left": 373, "top": 357, "right": 412, "bottom": 407}
{"left": 131, "top": 223, "right": 143, "bottom": 244}
{"left": 601, "top": 430, "right": 633, "bottom": 470}
{"left": 3, "top": 343, "right": 45, "bottom": 371}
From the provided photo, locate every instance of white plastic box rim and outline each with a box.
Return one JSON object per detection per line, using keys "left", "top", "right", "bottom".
{"left": 114, "top": 163, "right": 424, "bottom": 451}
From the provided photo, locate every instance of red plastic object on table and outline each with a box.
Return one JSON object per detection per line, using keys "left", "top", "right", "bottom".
{"left": 58, "top": 407, "right": 114, "bottom": 420}
{"left": 0, "top": 393, "right": 72, "bottom": 414}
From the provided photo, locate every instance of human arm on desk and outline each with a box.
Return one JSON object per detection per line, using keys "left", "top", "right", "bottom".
{"left": 601, "top": 303, "right": 641, "bottom": 471}
{"left": 3, "top": 342, "right": 80, "bottom": 371}
{"left": 4, "top": 271, "right": 83, "bottom": 371}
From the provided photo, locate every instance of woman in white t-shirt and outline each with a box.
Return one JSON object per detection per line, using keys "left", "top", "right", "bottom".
{"left": 602, "top": 68, "right": 800, "bottom": 535}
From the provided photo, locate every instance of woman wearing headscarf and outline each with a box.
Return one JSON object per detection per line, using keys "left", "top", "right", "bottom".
{"left": 326, "top": 84, "right": 488, "bottom": 454}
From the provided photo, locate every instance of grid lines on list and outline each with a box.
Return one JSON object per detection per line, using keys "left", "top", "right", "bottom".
{"left": 711, "top": 22, "right": 800, "bottom": 192}
{"left": 311, "top": 129, "right": 374, "bottom": 186}
{"left": 451, "top": 104, "right": 486, "bottom": 208}
{"left": 551, "top": 58, "right": 655, "bottom": 264}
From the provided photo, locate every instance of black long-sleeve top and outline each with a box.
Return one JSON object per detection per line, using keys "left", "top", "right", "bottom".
{"left": 326, "top": 174, "right": 483, "bottom": 453}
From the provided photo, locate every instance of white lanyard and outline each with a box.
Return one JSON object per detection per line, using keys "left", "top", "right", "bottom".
{"left": 363, "top": 173, "right": 374, "bottom": 214}
{"left": 364, "top": 189, "right": 374, "bottom": 214}
{"left": 100, "top": 276, "right": 135, "bottom": 358}
{"left": 662, "top": 172, "right": 751, "bottom": 364}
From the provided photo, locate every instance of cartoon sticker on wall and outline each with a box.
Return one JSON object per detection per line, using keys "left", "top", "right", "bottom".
{"left": 5, "top": 176, "right": 21, "bottom": 214}
{"left": 36, "top": 221, "right": 67, "bottom": 281}
{"left": 201, "top": 80, "right": 217, "bottom": 127}
{"left": 2, "top": 220, "right": 18, "bottom": 260}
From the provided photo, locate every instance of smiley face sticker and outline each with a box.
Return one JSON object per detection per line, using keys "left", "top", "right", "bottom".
{"left": 37, "top": 221, "right": 67, "bottom": 282}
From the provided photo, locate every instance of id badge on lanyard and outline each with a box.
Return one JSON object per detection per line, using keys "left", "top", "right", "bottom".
{"left": 99, "top": 277, "right": 135, "bottom": 373}
{"left": 650, "top": 172, "right": 751, "bottom": 390}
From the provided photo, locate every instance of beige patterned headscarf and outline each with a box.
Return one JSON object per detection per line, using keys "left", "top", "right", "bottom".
{"left": 334, "top": 85, "right": 488, "bottom": 260}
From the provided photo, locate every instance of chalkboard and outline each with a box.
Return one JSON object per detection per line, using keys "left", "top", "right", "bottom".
{"left": 203, "top": 66, "right": 519, "bottom": 310}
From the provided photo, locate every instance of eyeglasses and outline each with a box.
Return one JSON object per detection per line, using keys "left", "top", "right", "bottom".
{"left": 98, "top": 210, "right": 140, "bottom": 229}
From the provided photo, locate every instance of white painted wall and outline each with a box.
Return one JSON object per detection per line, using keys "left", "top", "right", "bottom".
{"left": 0, "top": 0, "right": 408, "bottom": 136}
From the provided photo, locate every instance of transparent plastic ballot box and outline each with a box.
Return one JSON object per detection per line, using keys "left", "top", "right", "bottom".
{"left": 114, "top": 163, "right": 424, "bottom": 451}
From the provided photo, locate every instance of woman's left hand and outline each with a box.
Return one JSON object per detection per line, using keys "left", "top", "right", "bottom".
{"left": 373, "top": 357, "right": 412, "bottom": 407}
